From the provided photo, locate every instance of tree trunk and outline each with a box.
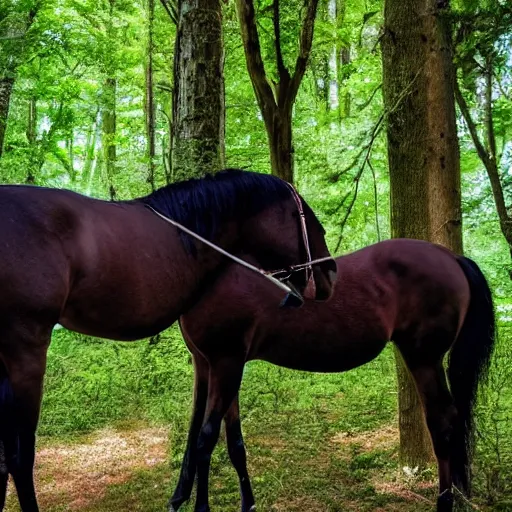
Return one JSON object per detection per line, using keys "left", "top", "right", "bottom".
{"left": 219, "top": 43, "right": 226, "bottom": 169}
{"left": 102, "top": 77, "right": 117, "bottom": 200}
{"left": 26, "top": 96, "right": 37, "bottom": 144}
{"left": 172, "top": 0, "right": 225, "bottom": 181}
{"left": 381, "top": 0, "right": 462, "bottom": 468}
{"left": 145, "top": 0, "right": 156, "bottom": 191}
{"left": 83, "top": 113, "right": 99, "bottom": 192}
{"left": 266, "top": 108, "right": 294, "bottom": 184}
{"left": 336, "top": 0, "right": 351, "bottom": 119}
{"left": 100, "top": 0, "right": 118, "bottom": 199}
{"left": 67, "top": 135, "right": 75, "bottom": 182}
{"left": 0, "top": 5, "right": 39, "bottom": 158}
{"left": 339, "top": 47, "right": 351, "bottom": 118}
{"left": 236, "top": 0, "right": 319, "bottom": 184}
{"left": 0, "top": 77, "right": 14, "bottom": 157}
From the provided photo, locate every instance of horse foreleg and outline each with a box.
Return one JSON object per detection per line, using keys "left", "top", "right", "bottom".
{"left": 225, "top": 396, "right": 255, "bottom": 512}
{"left": 1, "top": 335, "right": 49, "bottom": 512}
{"left": 168, "top": 353, "right": 209, "bottom": 512}
{"left": 194, "top": 357, "right": 244, "bottom": 512}
{"left": 409, "top": 363, "right": 457, "bottom": 512}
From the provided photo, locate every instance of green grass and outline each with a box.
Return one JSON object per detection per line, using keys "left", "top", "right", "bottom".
{"left": 4, "top": 324, "right": 511, "bottom": 511}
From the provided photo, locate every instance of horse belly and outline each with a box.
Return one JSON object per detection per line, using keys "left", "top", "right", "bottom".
{"left": 258, "top": 336, "right": 388, "bottom": 374}
{"left": 59, "top": 313, "right": 174, "bottom": 341}
{"left": 59, "top": 283, "right": 180, "bottom": 341}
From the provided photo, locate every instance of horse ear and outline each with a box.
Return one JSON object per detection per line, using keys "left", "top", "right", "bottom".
{"left": 279, "top": 289, "right": 304, "bottom": 309}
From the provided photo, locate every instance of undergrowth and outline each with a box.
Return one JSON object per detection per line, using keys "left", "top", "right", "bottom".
{"left": 25, "top": 316, "right": 512, "bottom": 510}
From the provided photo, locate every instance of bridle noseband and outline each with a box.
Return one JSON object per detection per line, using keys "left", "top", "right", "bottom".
{"left": 266, "top": 183, "right": 334, "bottom": 285}
{"left": 269, "top": 183, "right": 314, "bottom": 286}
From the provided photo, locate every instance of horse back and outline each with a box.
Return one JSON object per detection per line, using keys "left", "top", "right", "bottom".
{"left": 0, "top": 186, "right": 85, "bottom": 311}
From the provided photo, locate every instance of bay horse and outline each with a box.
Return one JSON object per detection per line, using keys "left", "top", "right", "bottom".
{"left": 0, "top": 168, "right": 337, "bottom": 512}
{"left": 176, "top": 238, "right": 495, "bottom": 512}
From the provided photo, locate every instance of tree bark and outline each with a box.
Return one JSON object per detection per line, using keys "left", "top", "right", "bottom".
{"left": 0, "top": 4, "right": 38, "bottom": 158}
{"left": 236, "top": 0, "right": 319, "bottom": 183}
{"left": 67, "top": 135, "right": 75, "bottom": 182}
{"left": 101, "top": 0, "right": 117, "bottom": 199}
{"left": 0, "top": 77, "right": 14, "bottom": 157}
{"left": 381, "top": 0, "right": 462, "bottom": 468}
{"left": 83, "top": 109, "right": 100, "bottom": 193}
{"left": 145, "top": 0, "right": 156, "bottom": 191}
{"left": 266, "top": 108, "right": 294, "bottom": 184}
{"left": 336, "top": 0, "right": 351, "bottom": 119}
{"left": 26, "top": 95, "right": 37, "bottom": 144}
{"left": 172, "top": 0, "right": 225, "bottom": 181}
{"left": 102, "top": 77, "right": 117, "bottom": 200}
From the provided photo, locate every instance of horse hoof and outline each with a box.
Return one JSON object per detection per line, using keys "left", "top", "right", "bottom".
{"left": 436, "top": 490, "right": 454, "bottom": 512}
{"left": 168, "top": 500, "right": 181, "bottom": 512}
{"left": 247, "top": 506, "right": 256, "bottom": 512}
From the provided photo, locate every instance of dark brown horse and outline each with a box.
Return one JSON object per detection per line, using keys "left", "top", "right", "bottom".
{"left": 176, "top": 238, "right": 495, "bottom": 512}
{"left": 0, "top": 169, "right": 337, "bottom": 512}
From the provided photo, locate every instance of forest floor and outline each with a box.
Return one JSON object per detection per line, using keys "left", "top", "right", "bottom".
{"left": 5, "top": 333, "right": 501, "bottom": 511}
{"left": 5, "top": 421, "right": 471, "bottom": 512}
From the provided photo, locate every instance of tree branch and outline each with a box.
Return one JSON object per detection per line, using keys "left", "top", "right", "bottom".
{"left": 159, "top": 0, "right": 177, "bottom": 24}
{"left": 494, "top": 72, "right": 510, "bottom": 102}
{"left": 454, "top": 79, "right": 491, "bottom": 169}
{"left": 484, "top": 56, "right": 497, "bottom": 161}
{"left": 369, "top": 159, "right": 381, "bottom": 242}
{"left": 273, "top": 0, "right": 289, "bottom": 96}
{"left": 455, "top": 76, "right": 512, "bottom": 249}
{"left": 356, "top": 83, "right": 382, "bottom": 112}
{"left": 288, "top": 0, "right": 320, "bottom": 107}
{"left": 236, "top": 0, "right": 277, "bottom": 112}
{"left": 334, "top": 162, "right": 365, "bottom": 253}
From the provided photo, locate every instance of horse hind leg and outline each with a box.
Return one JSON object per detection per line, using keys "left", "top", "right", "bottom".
{"left": 194, "top": 357, "right": 245, "bottom": 512}
{"left": 169, "top": 353, "right": 209, "bottom": 512}
{"left": 407, "top": 361, "right": 457, "bottom": 512}
{"left": 224, "top": 396, "right": 255, "bottom": 512}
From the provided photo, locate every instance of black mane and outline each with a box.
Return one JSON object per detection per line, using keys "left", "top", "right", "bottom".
{"left": 139, "top": 169, "right": 292, "bottom": 251}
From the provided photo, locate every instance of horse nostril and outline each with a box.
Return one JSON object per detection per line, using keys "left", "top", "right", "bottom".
{"left": 328, "top": 269, "right": 337, "bottom": 286}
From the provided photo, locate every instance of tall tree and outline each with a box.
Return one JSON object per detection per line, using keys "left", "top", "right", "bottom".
{"left": 0, "top": 1, "right": 38, "bottom": 157}
{"left": 381, "top": 0, "right": 462, "bottom": 467}
{"left": 102, "top": 0, "right": 118, "bottom": 199}
{"left": 236, "top": 0, "right": 320, "bottom": 183}
{"left": 453, "top": 3, "right": 512, "bottom": 276}
{"left": 172, "top": 0, "right": 225, "bottom": 180}
{"left": 145, "top": 0, "right": 156, "bottom": 191}
{"left": 335, "top": 0, "right": 351, "bottom": 119}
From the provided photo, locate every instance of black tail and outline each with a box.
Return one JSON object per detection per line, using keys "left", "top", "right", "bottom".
{"left": 448, "top": 256, "right": 496, "bottom": 496}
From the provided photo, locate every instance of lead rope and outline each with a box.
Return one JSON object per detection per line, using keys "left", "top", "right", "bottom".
{"left": 145, "top": 204, "right": 297, "bottom": 296}
{"left": 145, "top": 185, "right": 333, "bottom": 295}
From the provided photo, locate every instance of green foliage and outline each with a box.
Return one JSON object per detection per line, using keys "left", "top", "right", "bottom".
{"left": 41, "top": 326, "right": 192, "bottom": 435}
{"left": 0, "top": 0, "right": 512, "bottom": 509}
{"left": 474, "top": 313, "right": 512, "bottom": 507}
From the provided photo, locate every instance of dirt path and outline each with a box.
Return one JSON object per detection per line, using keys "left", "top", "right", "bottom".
{"left": 6, "top": 426, "right": 169, "bottom": 511}
{"left": 4, "top": 424, "right": 451, "bottom": 512}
